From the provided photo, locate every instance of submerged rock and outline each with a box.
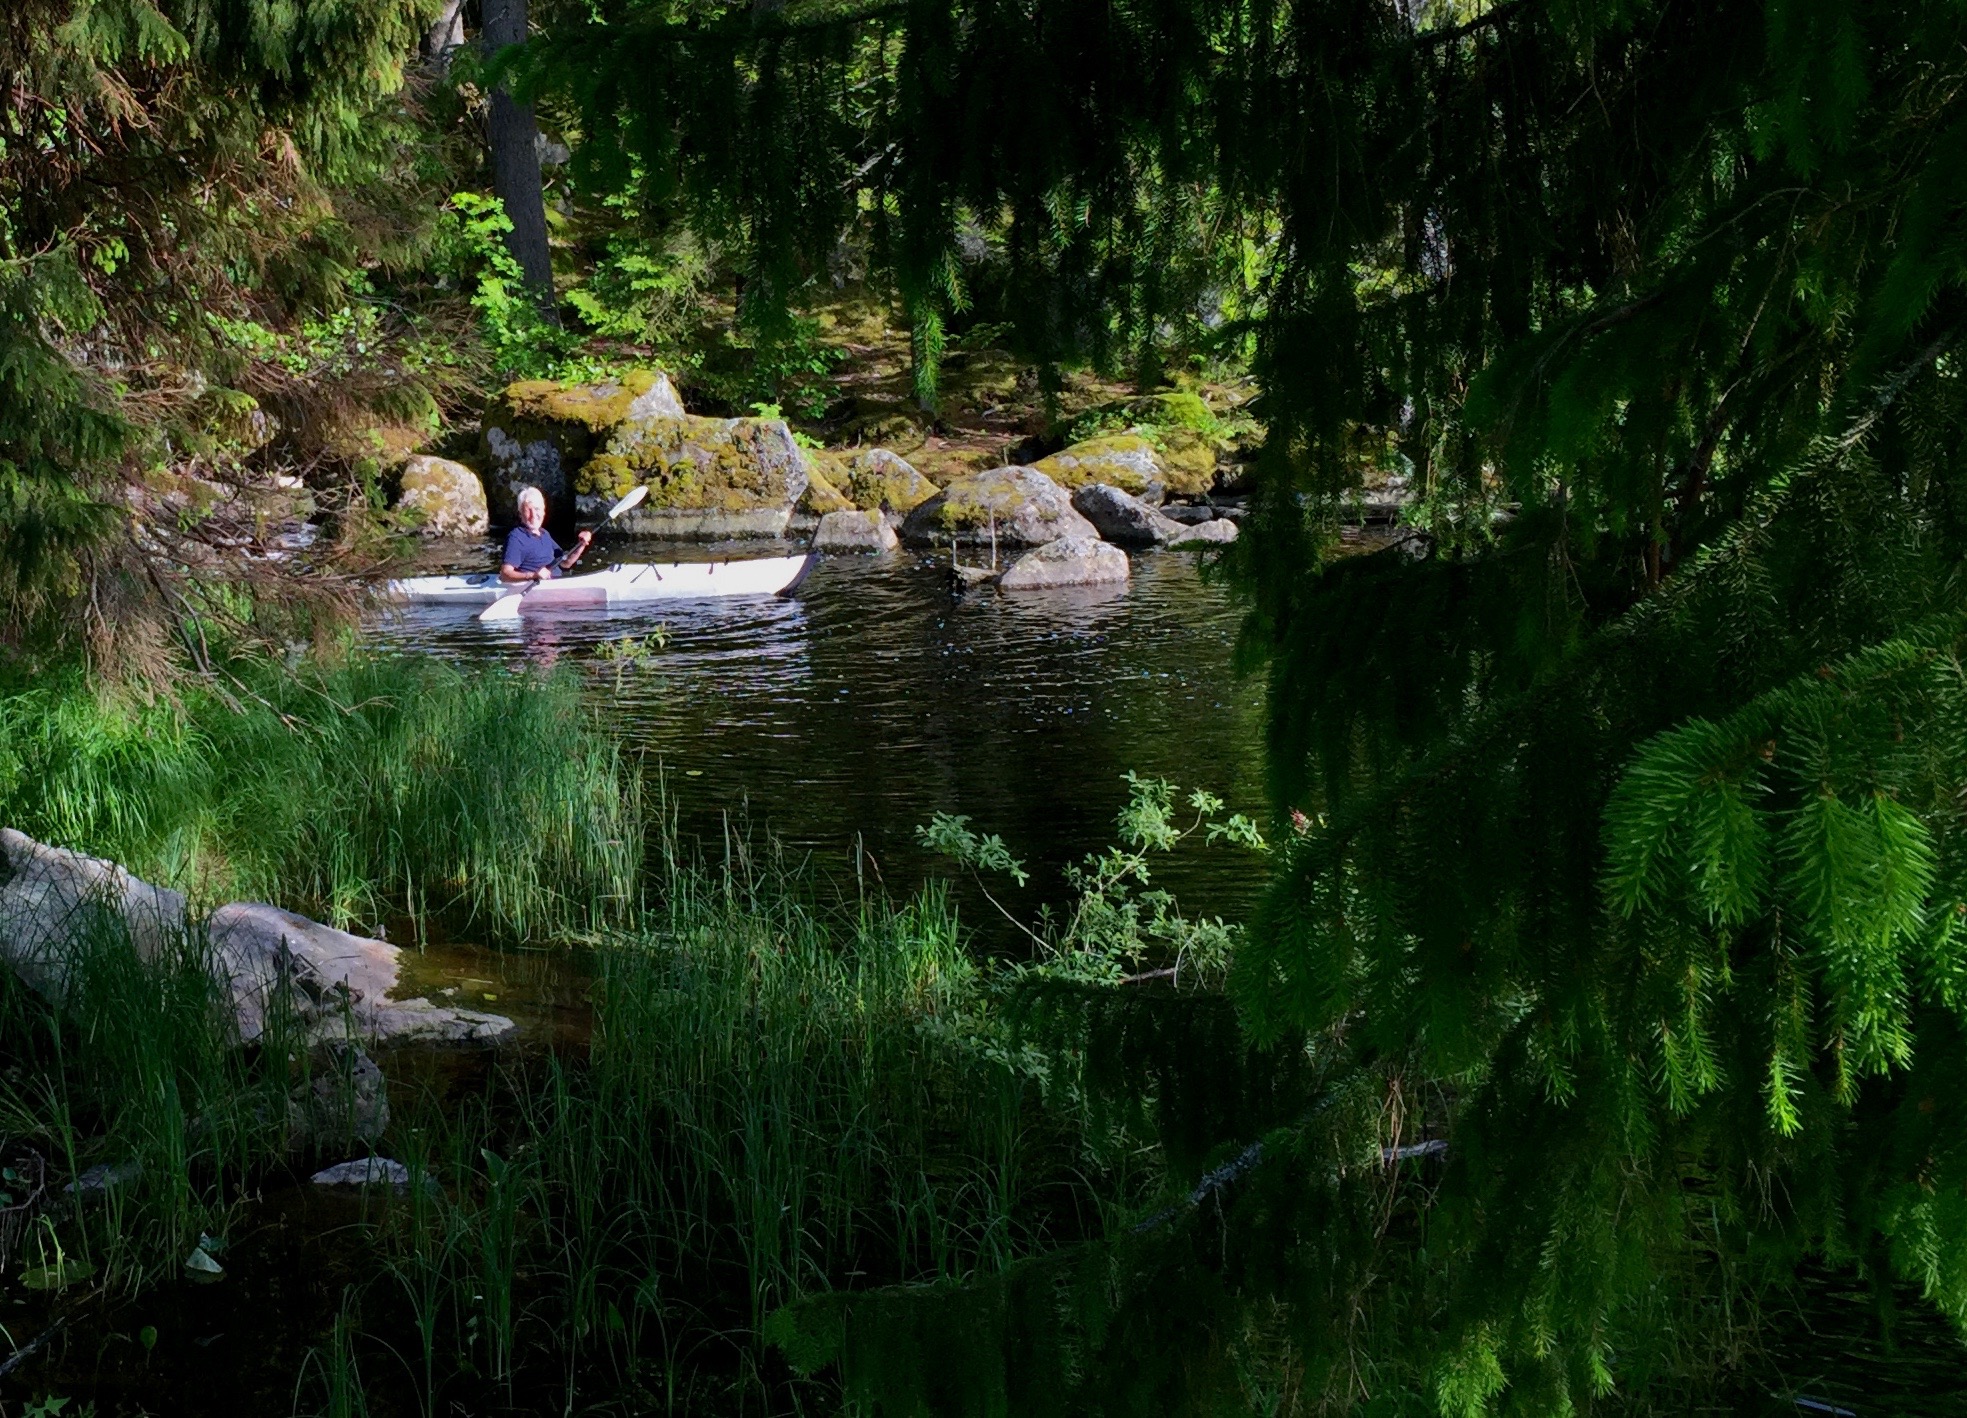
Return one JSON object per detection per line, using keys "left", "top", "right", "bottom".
{"left": 66, "top": 1160, "right": 142, "bottom": 1197}
{"left": 311, "top": 1156, "right": 414, "bottom": 1188}
{"left": 998, "top": 535, "right": 1131, "bottom": 591}
{"left": 1069, "top": 483, "right": 1186, "bottom": 548}
{"left": 814, "top": 509, "right": 899, "bottom": 553}
{"left": 900, "top": 467, "right": 1094, "bottom": 549}
{"left": 290, "top": 1041, "right": 390, "bottom": 1148}
{"left": 394, "top": 455, "right": 488, "bottom": 538}
{"left": 0, "top": 830, "right": 516, "bottom": 1048}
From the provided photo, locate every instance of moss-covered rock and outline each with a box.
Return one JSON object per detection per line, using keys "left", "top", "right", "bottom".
{"left": 393, "top": 456, "right": 488, "bottom": 539}
{"left": 1124, "top": 390, "right": 1217, "bottom": 433}
{"left": 1155, "top": 427, "right": 1219, "bottom": 496}
{"left": 841, "top": 448, "right": 937, "bottom": 514}
{"left": 582, "top": 413, "right": 810, "bottom": 510}
{"left": 1034, "top": 435, "right": 1163, "bottom": 497}
{"left": 479, "top": 369, "right": 684, "bottom": 522}
{"left": 799, "top": 452, "right": 856, "bottom": 515}
{"left": 900, "top": 466, "right": 1095, "bottom": 548}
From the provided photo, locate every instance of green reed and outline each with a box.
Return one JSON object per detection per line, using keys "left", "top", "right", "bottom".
{"left": 0, "top": 910, "right": 312, "bottom": 1291}
{"left": 0, "top": 651, "right": 640, "bottom": 941}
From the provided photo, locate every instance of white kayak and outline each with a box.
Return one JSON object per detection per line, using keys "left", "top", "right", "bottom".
{"left": 386, "top": 551, "right": 818, "bottom": 610}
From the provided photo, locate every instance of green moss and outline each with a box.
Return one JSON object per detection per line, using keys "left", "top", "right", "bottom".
{"left": 1156, "top": 427, "right": 1219, "bottom": 495}
{"left": 586, "top": 415, "right": 807, "bottom": 512}
{"left": 1129, "top": 390, "right": 1216, "bottom": 433}
{"left": 1033, "top": 434, "right": 1160, "bottom": 493}
{"left": 499, "top": 369, "right": 672, "bottom": 433}
{"left": 842, "top": 450, "right": 937, "bottom": 513}
{"left": 801, "top": 453, "right": 855, "bottom": 514}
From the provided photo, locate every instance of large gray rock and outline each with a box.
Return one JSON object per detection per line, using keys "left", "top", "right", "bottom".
{"left": 0, "top": 831, "right": 515, "bottom": 1047}
{"left": 394, "top": 456, "right": 488, "bottom": 538}
{"left": 1069, "top": 483, "right": 1186, "bottom": 548}
{"left": 0, "top": 828, "right": 187, "bottom": 997}
{"left": 901, "top": 467, "right": 1095, "bottom": 549}
{"left": 814, "top": 509, "right": 898, "bottom": 553}
{"left": 998, "top": 536, "right": 1131, "bottom": 591}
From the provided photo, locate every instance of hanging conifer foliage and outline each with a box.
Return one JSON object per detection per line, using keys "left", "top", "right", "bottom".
{"left": 513, "top": 0, "right": 1967, "bottom": 1406}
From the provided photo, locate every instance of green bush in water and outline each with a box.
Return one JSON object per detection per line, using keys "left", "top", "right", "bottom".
{"left": 0, "top": 652, "right": 640, "bottom": 941}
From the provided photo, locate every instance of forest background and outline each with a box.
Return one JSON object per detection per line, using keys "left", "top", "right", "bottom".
{"left": 11, "top": 0, "right": 1967, "bottom": 1412}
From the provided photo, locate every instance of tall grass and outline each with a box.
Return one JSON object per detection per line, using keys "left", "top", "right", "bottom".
{"left": 349, "top": 849, "right": 1115, "bottom": 1414}
{"left": 0, "top": 910, "right": 321, "bottom": 1290}
{"left": 0, "top": 651, "right": 640, "bottom": 940}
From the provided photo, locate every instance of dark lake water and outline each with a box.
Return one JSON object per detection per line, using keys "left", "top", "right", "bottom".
{"left": 374, "top": 543, "right": 1274, "bottom": 932}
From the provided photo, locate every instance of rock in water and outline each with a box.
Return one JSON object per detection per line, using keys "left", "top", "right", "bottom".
{"left": 799, "top": 454, "right": 857, "bottom": 515}
{"left": 578, "top": 415, "right": 811, "bottom": 539}
{"left": 814, "top": 510, "right": 899, "bottom": 553}
{"left": 900, "top": 467, "right": 1094, "bottom": 549}
{"left": 1169, "top": 518, "right": 1239, "bottom": 546}
{"left": 394, "top": 456, "right": 488, "bottom": 538}
{"left": 311, "top": 1156, "right": 413, "bottom": 1188}
{"left": 0, "top": 831, "right": 516, "bottom": 1047}
{"left": 1069, "top": 483, "right": 1187, "bottom": 547}
{"left": 205, "top": 901, "right": 517, "bottom": 1045}
{"left": 479, "top": 369, "right": 684, "bottom": 523}
{"left": 998, "top": 536, "right": 1131, "bottom": 590}
{"left": 0, "top": 828, "right": 188, "bottom": 997}
{"left": 290, "top": 1041, "right": 389, "bottom": 1148}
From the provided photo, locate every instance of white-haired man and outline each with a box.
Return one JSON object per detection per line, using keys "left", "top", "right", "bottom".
{"left": 500, "top": 486, "right": 593, "bottom": 585}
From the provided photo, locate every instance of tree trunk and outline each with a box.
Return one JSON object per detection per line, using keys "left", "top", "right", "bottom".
{"left": 423, "top": 0, "right": 465, "bottom": 72}
{"left": 481, "top": 0, "right": 556, "bottom": 308}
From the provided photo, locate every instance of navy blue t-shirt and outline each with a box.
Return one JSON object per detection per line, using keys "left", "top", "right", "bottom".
{"left": 502, "top": 526, "right": 562, "bottom": 576}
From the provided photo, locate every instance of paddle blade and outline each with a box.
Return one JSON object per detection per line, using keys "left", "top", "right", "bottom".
{"left": 478, "top": 592, "right": 526, "bottom": 622}
{"left": 607, "top": 484, "right": 650, "bottom": 521}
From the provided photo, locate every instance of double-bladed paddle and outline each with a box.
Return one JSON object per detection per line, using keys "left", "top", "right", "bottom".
{"left": 479, "top": 484, "right": 649, "bottom": 622}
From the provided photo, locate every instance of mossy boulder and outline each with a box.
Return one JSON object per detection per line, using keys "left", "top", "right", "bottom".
{"left": 393, "top": 456, "right": 488, "bottom": 539}
{"left": 479, "top": 369, "right": 684, "bottom": 522}
{"left": 1155, "top": 427, "right": 1219, "bottom": 496}
{"left": 799, "top": 453, "right": 856, "bottom": 515}
{"left": 841, "top": 448, "right": 937, "bottom": 515}
{"left": 1035, "top": 429, "right": 1219, "bottom": 499}
{"left": 578, "top": 413, "right": 811, "bottom": 539}
{"left": 1124, "top": 390, "right": 1216, "bottom": 433}
{"left": 1034, "top": 435, "right": 1164, "bottom": 498}
{"left": 900, "top": 466, "right": 1095, "bottom": 549}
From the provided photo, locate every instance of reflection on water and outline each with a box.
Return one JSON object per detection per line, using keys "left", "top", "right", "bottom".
{"left": 373, "top": 546, "right": 1270, "bottom": 926}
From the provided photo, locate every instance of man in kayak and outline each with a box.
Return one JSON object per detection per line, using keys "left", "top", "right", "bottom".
{"left": 500, "top": 486, "right": 594, "bottom": 584}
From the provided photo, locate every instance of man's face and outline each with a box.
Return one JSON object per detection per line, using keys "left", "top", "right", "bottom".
{"left": 520, "top": 499, "right": 545, "bottom": 532}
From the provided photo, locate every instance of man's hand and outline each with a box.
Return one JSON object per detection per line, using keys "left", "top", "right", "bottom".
{"left": 536, "top": 567, "right": 552, "bottom": 582}
{"left": 575, "top": 529, "right": 594, "bottom": 549}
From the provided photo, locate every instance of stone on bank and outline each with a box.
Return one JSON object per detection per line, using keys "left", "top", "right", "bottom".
{"left": 393, "top": 455, "right": 488, "bottom": 538}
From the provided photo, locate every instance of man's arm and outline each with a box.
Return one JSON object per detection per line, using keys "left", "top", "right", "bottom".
{"left": 559, "top": 529, "right": 595, "bottom": 571}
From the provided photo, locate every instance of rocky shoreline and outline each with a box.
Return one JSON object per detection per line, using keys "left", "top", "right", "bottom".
{"left": 383, "top": 367, "right": 1275, "bottom": 592}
